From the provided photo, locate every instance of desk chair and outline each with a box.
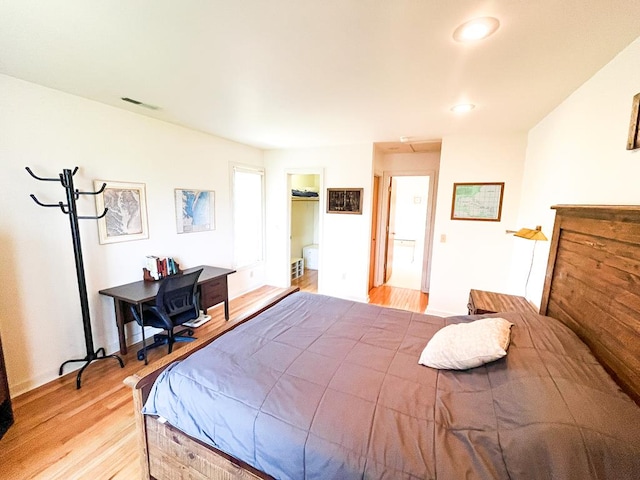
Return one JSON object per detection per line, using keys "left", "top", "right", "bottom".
{"left": 131, "top": 268, "right": 203, "bottom": 363}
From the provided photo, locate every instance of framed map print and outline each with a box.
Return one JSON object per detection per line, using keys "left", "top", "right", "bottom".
{"left": 94, "top": 180, "right": 149, "bottom": 244}
{"left": 175, "top": 189, "right": 215, "bottom": 233}
{"left": 451, "top": 182, "right": 504, "bottom": 221}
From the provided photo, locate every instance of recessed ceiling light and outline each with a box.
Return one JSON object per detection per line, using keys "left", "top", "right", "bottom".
{"left": 450, "top": 103, "right": 475, "bottom": 114}
{"left": 453, "top": 17, "right": 500, "bottom": 42}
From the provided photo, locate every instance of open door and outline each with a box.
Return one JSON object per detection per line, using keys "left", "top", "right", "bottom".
{"left": 383, "top": 177, "right": 397, "bottom": 283}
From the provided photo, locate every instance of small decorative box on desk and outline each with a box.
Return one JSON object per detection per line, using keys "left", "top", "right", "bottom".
{"left": 468, "top": 289, "right": 537, "bottom": 315}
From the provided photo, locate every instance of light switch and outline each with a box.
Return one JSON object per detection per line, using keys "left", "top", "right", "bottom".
{"left": 440, "top": 234, "right": 447, "bottom": 243}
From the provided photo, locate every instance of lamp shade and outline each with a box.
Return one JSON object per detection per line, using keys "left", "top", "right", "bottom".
{"left": 513, "top": 225, "right": 547, "bottom": 241}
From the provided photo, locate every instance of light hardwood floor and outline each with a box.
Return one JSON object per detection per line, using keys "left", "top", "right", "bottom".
{"left": 0, "top": 276, "right": 428, "bottom": 480}
{"left": 294, "top": 268, "right": 429, "bottom": 314}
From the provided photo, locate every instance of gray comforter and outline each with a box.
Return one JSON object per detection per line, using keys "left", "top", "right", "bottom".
{"left": 143, "top": 292, "right": 640, "bottom": 479}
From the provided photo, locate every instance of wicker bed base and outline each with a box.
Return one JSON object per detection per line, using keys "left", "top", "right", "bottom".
{"left": 146, "top": 416, "right": 269, "bottom": 480}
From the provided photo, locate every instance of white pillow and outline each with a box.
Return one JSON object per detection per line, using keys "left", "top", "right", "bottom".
{"left": 418, "top": 317, "right": 514, "bottom": 370}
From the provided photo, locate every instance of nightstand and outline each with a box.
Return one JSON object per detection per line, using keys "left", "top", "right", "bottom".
{"left": 467, "top": 289, "right": 537, "bottom": 315}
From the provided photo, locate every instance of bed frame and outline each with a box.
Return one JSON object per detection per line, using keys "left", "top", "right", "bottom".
{"left": 540, "top": 205, "right": 640, "bottom": 405}
{"left": 124, "top": 289, "right": 298, "bottom": 480}
{"left": 126, "top": 205, "right": 640, "bottom": 480}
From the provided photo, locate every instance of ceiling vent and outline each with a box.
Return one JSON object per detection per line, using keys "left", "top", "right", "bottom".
{"left": 121, "top": 97, "right": 160, "bottom": 110}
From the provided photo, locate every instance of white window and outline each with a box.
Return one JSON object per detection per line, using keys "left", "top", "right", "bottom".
{"left": 232, "top": 165, "right": 265, "bottom": 267}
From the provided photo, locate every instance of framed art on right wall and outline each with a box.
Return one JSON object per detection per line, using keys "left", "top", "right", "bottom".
{"left": 451, "top": 182, "right": 504, "bottom": 221}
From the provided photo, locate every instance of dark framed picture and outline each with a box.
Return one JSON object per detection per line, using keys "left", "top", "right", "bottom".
{"left": 327, "top": 188, "right": 363, "bottom": 214}
{"left": 451, "top": 182, "right": 504, "bottom": 221}
{"left": 627, "top": 92, "right": 640, "bottom": 150}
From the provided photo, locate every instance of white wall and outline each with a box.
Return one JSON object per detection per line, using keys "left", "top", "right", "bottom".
{"left": 516, "top": 35, "right": 640, "bottom": 305}
{"left": 0, "top": 75, "right": 265, "bottom": 395}
{"left": 264, "top": 145, "right": 374, "bottom": 302}
{"left": 427, "top": 133, "right": 529, "bottom": 316}
{"left": 381, "top": 151, "right": 441, "bottom": 172}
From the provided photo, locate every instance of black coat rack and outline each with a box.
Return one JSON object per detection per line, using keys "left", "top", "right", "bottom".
{"left": 26, "top": 167, "right": 123, "bottom": 389}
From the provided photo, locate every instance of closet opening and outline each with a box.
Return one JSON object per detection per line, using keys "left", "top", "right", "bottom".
{"left": 288, "top": 173, "right": 320, "bottom": 293}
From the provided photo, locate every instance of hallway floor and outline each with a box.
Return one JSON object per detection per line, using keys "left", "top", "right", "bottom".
{"left": 292, "top": 269, "right": 428, "bottom": 314}
{"left": 385, "top": 243, "right": 424, "bottom": 291}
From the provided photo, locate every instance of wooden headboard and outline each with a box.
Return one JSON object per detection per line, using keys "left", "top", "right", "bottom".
{"left": 540, "top": 205, "right": 640, "bottom": 405}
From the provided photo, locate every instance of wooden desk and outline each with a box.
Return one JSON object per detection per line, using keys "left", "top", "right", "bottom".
{"left": 99, "top": 265, "right": 235, "bottom": 355}
{"left": 467, "top": 289, "right": 537, "bottom": 315}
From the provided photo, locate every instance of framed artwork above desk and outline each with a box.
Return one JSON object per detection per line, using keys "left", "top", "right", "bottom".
{"left": 99, "top": 265, "right": 235, "bottom": 355}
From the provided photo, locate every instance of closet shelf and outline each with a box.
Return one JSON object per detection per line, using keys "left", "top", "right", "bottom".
{"left": 291, "top": 196, "right": 319, "bottom": 201}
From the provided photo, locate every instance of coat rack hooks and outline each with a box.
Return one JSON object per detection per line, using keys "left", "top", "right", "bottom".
{"left": 29, "top": 194, "right": 59, "bottom": 208}
{"left": 26, "top": 166, "right": 123, "bottom": 389}
{"left": 25, "top": 166, "right": 60, "bottom": 182}
{"left": 78, "top": 182, "right": 107, "bottom": 196}
{"left": 78, "top": 208, "right": 107, "bottom": 220}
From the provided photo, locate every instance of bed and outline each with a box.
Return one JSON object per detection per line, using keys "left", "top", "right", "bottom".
{"left": 126, "top": 204, "right": 640, "bottom": 479}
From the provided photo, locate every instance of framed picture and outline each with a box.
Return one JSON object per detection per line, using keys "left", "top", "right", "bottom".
{"left": 94, "top": 180, "right": 149, "bottom": 244}
{"left": 627, "top": 92, "right": 640, "bottom": 150}
{"left": 175, "top": 189, "right": 215, "bottom": 233}
{"left": 451, "top": 182, "right": 504, "bottom": 221}
{"left": 327, "top": 188, "right": 363, "bottom": 214}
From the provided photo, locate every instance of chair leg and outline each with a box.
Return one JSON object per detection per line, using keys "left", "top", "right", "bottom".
{"left": 174, "top": 327, "right": 194, "bottom": 337}
{"left": 136, "top": 333, "right": 170, "bottom": 361}
{"left": 139, "top": 319, "right": 147, "bottom": 363}
{"left": 136, "top": 328, "right": 195, "bottom": 360}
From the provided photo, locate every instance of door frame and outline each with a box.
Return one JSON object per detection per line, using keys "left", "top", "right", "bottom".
{"left": 368, "top": 175, "right": 381, "bottom": 291}
{"left": 375, "top": 169, "right": 438, "bottom": 293}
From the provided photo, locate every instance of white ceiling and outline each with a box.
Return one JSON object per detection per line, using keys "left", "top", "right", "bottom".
{"left": 2, "top": 1, "right": 640, "bottom": 150}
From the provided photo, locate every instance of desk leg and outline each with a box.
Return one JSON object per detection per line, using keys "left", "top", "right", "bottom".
{"left": 224, "top": 299, "right": 230, "bottom": 321}
{"left": 114, "top": 300, "right": 128, "bottom": 355}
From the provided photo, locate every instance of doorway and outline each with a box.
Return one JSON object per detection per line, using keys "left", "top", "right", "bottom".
{"left": 385, "top": 176, "right": 429, "bottom": 290}
{"left": 379, "top": 173, "right": 436, "bottom": 292}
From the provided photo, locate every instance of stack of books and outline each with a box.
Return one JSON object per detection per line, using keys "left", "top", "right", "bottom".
{"left": 144, "top": 256, "right": 180, "bottom": 281}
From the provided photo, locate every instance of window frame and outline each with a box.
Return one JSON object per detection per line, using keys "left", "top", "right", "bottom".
{"left": 231, "top": 164, "right": 266, "bottom": 269}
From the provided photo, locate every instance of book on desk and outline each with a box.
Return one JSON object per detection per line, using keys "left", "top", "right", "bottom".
{"left": 144, "top": 256, "right": 180, "bottom": 281}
